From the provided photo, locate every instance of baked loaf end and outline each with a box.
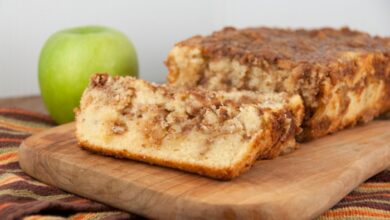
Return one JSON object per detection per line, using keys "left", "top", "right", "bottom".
{"left": 76, "top": 74, "right": 303, "bottom": 180}
{"left": 166, "top": 27, "right": 390, "bottom": 140}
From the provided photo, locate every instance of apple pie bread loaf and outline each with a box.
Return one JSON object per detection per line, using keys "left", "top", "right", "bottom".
{"left": 166, "top": 27, "right": 390, "bottom": 140}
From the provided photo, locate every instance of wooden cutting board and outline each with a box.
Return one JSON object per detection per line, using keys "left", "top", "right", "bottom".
{"left": 19, "top": 121, "right": 390, "bottom": 220}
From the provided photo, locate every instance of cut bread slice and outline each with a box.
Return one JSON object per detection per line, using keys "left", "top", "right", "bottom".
{"left": 76, "top": 74, "right": 304, "bottom": 180}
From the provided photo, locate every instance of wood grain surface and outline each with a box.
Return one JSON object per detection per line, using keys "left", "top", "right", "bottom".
{"left": 19, "top": 121, "right": 390, "bottom": 220}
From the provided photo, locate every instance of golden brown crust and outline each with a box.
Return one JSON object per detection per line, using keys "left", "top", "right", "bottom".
{"left": 177, "top": 27, "right": 389, "bottom": 65}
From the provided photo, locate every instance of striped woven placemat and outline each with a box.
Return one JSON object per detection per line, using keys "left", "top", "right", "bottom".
{"left": 0, "top": 108, "right": 388, "bottom": 220}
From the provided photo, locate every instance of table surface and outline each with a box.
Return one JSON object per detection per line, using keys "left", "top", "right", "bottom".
{"left": 0, "top": 95, "right": 47, "bottom": 114}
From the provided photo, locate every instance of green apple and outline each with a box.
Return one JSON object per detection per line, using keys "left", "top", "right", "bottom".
{"left": 38, "top": 26, "right": 138, "bottom": 124}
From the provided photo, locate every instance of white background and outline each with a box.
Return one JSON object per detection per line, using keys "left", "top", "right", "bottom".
{"left": 0, "top": 0, "right": 389, "bottom": 97}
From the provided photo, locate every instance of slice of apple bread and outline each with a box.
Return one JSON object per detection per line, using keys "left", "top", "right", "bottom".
{"left": 76, "top": 74, "right": 303, "bottom": 180}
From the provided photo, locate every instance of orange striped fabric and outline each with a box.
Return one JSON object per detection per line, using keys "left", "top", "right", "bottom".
{"left": 318, "top": 169, "right": 390, "bottom": 220}
{"left": 0, "top": 108, "right": 136, "bottom": 220}
{"left": 0, "top": 108, "right": 388, "bottom": 219}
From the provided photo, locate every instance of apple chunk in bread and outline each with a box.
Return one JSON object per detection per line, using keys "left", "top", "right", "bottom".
{"left": 76, "top": 74, "right": 304, "bottom": 180}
